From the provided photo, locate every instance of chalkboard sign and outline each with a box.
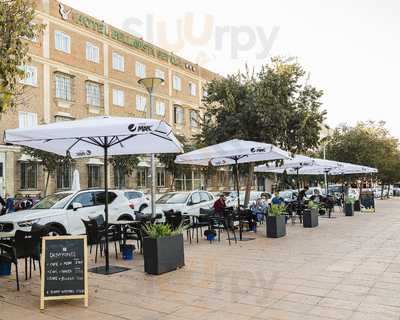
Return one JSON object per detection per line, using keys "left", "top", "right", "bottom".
{"left": 40, "top": 235, "right": 88, "bottom": 310}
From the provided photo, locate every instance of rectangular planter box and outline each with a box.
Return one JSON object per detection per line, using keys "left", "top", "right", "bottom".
{"left": 266, "top": 215, "right": 286, "bottom": 238}
{"left": 143, "top": 234, "right": 185, "bottom": 275}
{"left": 344, "top": 203, "right": 354, "bottom": 216}
{"left": 303, "top": 209, "right": 319, "bottom": 228}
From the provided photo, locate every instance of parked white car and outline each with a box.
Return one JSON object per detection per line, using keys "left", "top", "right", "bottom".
{"left": 305, "top": 187, "right": 326, "bottom": 199}
{"left": 123, "top": 190, "right": 149, "bottom": 212}
{"left": 0, "top": 189, "right": 136, "bottom": 238}
{"left": 142, "top": 190, "right": 215, "bottom": 221}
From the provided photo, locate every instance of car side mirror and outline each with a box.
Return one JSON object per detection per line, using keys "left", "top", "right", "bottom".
{"left": 72, "top": 202, "right": 83, "bottom": 211}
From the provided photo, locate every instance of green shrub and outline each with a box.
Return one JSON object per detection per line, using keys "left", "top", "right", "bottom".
{"left": 144, "top": 223, "right": 186, "bottom": 239}
{"left": 269, "top": 203, "right": 286, "bottom": 216}
{"left": 308, "top": 200, "right": 319, "bottom": 210}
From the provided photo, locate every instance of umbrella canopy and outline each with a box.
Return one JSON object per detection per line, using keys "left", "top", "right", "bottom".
{"left": 255, "top": 155, "right": 314, "bottom": 171}
{"left": 4, "top": 116, "right": 183, "bottom": 275}
{"left": 4, "top": 116, "right": 182, "bottom": 157}
{"left": 175, "top": 139, "right": 289, "bottom": 241}
{"left": 175, "top": 139, "right": 290, "bottom": 166}
{"left": 71, "top": 169, "right": 80, "bottom": 192}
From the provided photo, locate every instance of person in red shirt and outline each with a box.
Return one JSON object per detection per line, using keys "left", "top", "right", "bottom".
{"left": 213, "top": 194, "right": 226, "bottom": 216}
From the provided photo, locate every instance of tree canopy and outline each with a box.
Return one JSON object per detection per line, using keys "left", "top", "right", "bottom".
{"left": 325, "top": 121, "right": 400, "bottom": 185}
{"left": 0, "top": 0, "right": 44, "bottom": 112}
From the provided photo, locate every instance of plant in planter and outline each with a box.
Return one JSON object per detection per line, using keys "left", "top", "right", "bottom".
{"left": 266, "top": 204, "right": 287, "bottom": 238}
{"left": 344, "top": 195, "right": 355, "bottom": 216}
{"left": 303, "top": 201, "right": 319, "bottom": 228}
{"left": 142, "top": 223, "right": 185, "bottom": 275}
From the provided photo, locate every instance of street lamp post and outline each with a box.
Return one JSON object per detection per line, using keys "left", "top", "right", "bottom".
{"left": 138, "top": 77, "right": 164, "bottom": 218}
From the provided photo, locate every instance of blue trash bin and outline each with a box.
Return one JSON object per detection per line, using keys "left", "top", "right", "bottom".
{"left": 121, "top": 245, "right": 135, "bottom": 260}
{"left": 0, "top": 261, "right": 11, "bottom": 276}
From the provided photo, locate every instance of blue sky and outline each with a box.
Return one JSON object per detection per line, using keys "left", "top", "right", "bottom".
{"left": 63, "top": 0, "right": 400, "bottom": 138}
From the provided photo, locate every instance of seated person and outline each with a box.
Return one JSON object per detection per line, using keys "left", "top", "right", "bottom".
{"left": 271, "top": 192, "right": 284, "bottom": 205}
{"left": 213, "top": 193, "right": 226, "bottom": 216}
{"left": 251, "top": 195, "right": 268, "bottom": 221}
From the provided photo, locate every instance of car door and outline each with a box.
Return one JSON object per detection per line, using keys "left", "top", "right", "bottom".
{"left": 186, "top": 192, "right": 202, "bottom": 215}
{"left": 93, "top": 191, "right": 119, "bottom": 223}
{"left": 66, "top": 191, "right": 96, "bottom": 234}
{"left": 200, "top": 192, "right": 214, "bottom": 209}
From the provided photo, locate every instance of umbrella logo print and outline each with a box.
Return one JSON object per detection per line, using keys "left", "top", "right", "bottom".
{"left": 128, "top": 124, "right": 137, "bottom": 132}
{"left": 251, "top": 147, "right": 266, "bottom": 153}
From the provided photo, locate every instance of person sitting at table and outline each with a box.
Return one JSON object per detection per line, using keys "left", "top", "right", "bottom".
{"left": 271, "top": 192, "right": 284, "bottom": 205}
{"left": 251, "top": 195, "right": 268, "bottom": 222}
{"left": 213, "top": 193, "right": 226, "bottom": 216}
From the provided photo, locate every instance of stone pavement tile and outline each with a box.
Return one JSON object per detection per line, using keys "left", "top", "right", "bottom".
{"left": 269, "top": 299, "right": 315, "bottom": 314}
{"left": 317, "top": 297, "right": 360, "bottom": 311}
{"left": 282, "top": 293, "right": 323, "bottom": 305}
{"left": 166, "top": 305, "right": 215, "bottom": 320}
{"left": 292, "top": 285, "right": 331, "bottom": 297}
{"left": 348, "top": 311, "right": 398, "bottom": 320}
{"left": 373, "top": 281, "right": 400, "bottom": 293}
{"left": 334, "top": 284, "right": 371, "bottom": 295}
{"left": 215, "top": 302, "right": 266, "bottom": 318}
{"left": 357, "top": 302, "right": 400, "bottom": 318}
{"left": 363, "top": 295, "right": 400, "bottom": 308}
{"left": 327, "top": 290, "right": 366, "bottom": 303}
{"left": 301, "top": 280, "right": 338, "bottom": 290}
{"left": 308, "top": 305, "right": 353, "bottom": 320}
{"left": 368, "top": 287, "right": 400, "bottom": 298}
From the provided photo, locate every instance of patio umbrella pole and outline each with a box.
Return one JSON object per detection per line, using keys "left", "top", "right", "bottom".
{"left": 104, "top": 137, "right": 110, "bottom": 273}
{"left": 234, "top": 158, "right": 242, "bottom": 241}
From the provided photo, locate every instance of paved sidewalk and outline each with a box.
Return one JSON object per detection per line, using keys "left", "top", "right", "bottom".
{"left": 1, "top": 199, "right": 400, "bottom": 320}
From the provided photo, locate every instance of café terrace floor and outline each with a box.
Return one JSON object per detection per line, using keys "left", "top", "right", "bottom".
{"left": 2, "top": 199, "right": 400, "bottom": 320}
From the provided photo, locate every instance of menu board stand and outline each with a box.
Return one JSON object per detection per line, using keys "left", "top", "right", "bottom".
{"left": 40, "top": 235, "right": 88, "bottom": 310}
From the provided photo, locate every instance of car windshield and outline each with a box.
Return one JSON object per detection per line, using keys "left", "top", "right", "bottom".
{"left": 156, "top": 193, "right": 189, "bottom": 204}
{"left": 279, "top": 191, "right": 292, "bottom": 199}
{"left": 32, "top": 193, "right": 72, "bottom": 209}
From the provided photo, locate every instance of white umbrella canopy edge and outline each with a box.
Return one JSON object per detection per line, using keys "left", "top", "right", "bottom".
{"left": 175, "top": 139, "right": 291, "bottom": 166}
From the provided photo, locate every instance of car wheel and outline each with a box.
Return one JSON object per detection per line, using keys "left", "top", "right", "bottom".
{"left": 139, "top": 204, "right": 147, "bottom": 212}
{"left": 118, "top": 214, "right": 134, "bottom": 221}
{"left": 46, "top": 225, "right": 64, "bottom": 236}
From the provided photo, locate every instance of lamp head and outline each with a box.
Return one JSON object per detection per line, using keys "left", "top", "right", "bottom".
{"left": 138, "top": 77, "right": 164, "bottom": 94}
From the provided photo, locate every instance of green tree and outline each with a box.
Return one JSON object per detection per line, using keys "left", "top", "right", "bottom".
{"left": 23, "top": 147, "right": 73, "bottom": 196}
{"left": 0, "top": 0, "right": 44, "bottom": 112}
{"left": 109, "top": 155, "right": 140, "bottom": 189}
{"left": 325, "top": 121, "right": 400, "bottom": 198}
{"left": 197, "top": 57, "right": 326, "bottom": 205}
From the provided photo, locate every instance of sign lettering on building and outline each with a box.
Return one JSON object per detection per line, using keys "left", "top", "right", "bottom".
{"left": 59, "top": 3, "right": 195, "bottom": 72}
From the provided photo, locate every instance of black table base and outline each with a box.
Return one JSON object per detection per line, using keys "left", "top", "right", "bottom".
{"left": 89, "top": 265, "right": 130, "bottom": 275}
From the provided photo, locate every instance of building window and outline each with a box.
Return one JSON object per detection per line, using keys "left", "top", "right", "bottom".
{"left": 88, "top": 165, "right": 101, "bottom": 188}
{"left": 112, "top": 52, "right": 124, "bottom": 71}
{"left": 86, "top": 42, "right": 99, "bottom": 63}
{"left": 56, "top": 163, "right": 71, "bottom": 190}
{"left": 86, "top": 82, "right": 101, "bottom": 107}
{"left": 112, "top": 89, "right": 124, "bottom": 107}
{"left": 172, "top": 75, "right": 181, "bottom": 91}
{"left": 189, "top": 82, "right": 197, "bottom": 96}
{"left": 174, "top": 105, "right": 184, "bottom": 125}
{"left": 137, "top": 168, "right": 148, "bottom": 188}
{"left": 55, "top": 31, "right": 71, "bottom": 53}
{"left": 20, "top": 65, "right": 37, "bottom": 86}
{"left": 155, "top": 100, "right": 166, "bottom": 116}
{"left": 190, "top": 110, "right": 199, "bottom": 128}
{"left": 135, "top": 62, "right": 146, "bottom": 78}
{"left": 113, "top": 166, "right": 126, "bottom": 189}
{"left": 136, "top": 95, "right": 147, "bottom": 112}
{"left": 19, "top": 112, "right": 37, "bottom": 128}
{"left": 20, "top": 162, "right": 38, "bottom": 190}
{"left": 155, "top": 69, "right": 165, "bottom": 82}
{"left": 55, "top": 73, "right": 72, "bottom": 101}
{"left": 157, "top": 168, "right": 166, "bottom": 187}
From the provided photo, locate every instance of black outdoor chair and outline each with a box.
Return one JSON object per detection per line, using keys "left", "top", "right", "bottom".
{"left": 164, "top": 210, "right": 184, "bottom": 229}
{"left": 209, "top": 210, "right": 237, "bottom": 245}
{"left": 0, "top": 243, "right": 19, "bottom": 290}
{"left": 82, "top": 218, "right": 118, "bottom": 263}
{"left": 188, "top": 208, "right": 214, "bottom": 244}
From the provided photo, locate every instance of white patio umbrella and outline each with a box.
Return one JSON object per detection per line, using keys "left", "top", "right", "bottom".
{"left": 175, "top": 139, "right": 290, "bottom": 240}
{"left": 4, "top": 116, "right": 183, "bottom": 275}
{"left": 255, "top": 155, "right": 315, "bottom": 192}
{"left": 71, "top": 169, "right": 80, "bottom": 192}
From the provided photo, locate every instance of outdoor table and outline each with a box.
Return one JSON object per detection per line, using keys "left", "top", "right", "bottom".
{"left": 109, "top": 220, "right": 142, "bottom": 246}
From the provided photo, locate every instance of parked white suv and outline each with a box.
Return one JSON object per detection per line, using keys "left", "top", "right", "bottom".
{"left": 0, "top": 189, "right": 136, "bottom": 237}
{"left": 123, "top": 190, "right": 149, "bottom": 212}
{"left": 142, "top": 190, "right": 215, "bottom": 221}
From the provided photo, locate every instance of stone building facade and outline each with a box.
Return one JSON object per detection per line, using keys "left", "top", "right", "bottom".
{"left": 0, "top": 0, "right": 269, "bottom": 198}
